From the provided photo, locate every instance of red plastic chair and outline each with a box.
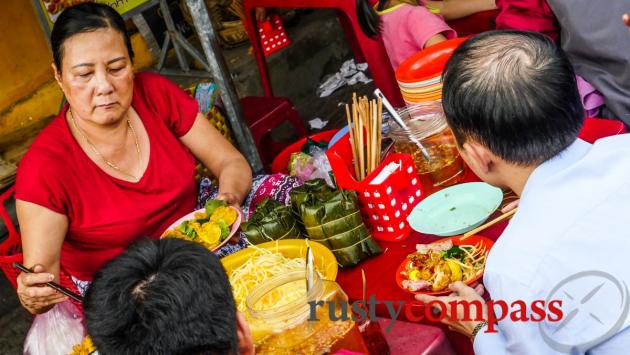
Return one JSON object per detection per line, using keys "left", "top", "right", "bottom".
{"left": 242, "top": 0, "right": 405, "bottom": 107}
{"left": 241, "top": 96, "right": 308, "bottom": 169}
{"left": 0, "top": 186, "right": 83, "bottom": 313}
{"left": 241, "top": 1, "right": 498, "bottom": 108}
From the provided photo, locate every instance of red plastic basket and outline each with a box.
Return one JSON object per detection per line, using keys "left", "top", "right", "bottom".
{"left": 0, "top": 186, "right": 83, "bottom": 313}
{"left": 258, "top": 14, "right": 292, "bottom": 57}
{"left": 326, "top": 134, "right": 423, "bottom": 242}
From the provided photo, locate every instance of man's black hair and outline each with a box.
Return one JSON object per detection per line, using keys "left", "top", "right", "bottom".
{"left": 84, "top": 238, "right": 237, "bottom": 355}
{"left": 442, "top": 30, "right": 585, "bottom": 165}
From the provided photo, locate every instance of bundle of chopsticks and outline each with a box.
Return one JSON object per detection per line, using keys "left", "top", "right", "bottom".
{"left": 345, "top": 93, "right": 383, "bottom": 181}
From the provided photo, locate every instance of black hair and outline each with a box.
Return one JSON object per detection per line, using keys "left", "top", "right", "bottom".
{"left": 50, "top": 2, "right": 134, "bottom": 72}
{"left": 84, "top": 238, "right": 238, "bottom": 355}
{"left": 442, "top": 30, "right": 584, "bottom": 165}
{"left": 356, "top": 0, "right": 384, "bottom": 38}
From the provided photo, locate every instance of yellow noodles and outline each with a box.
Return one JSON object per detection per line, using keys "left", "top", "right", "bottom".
{"left": 229, "top": 249, "right": 307, "bottom": 313}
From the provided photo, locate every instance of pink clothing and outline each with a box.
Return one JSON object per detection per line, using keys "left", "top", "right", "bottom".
{"left": 576, "top": 75, "right": 605, "bottom": 117}
{"left": 378, "top": 4, "right": 457, "bottom": 69}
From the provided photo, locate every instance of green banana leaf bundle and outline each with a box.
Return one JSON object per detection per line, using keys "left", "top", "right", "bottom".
{"left": 241, "top": 198, "right": 302, "bottom": 245}
{"left": 290, "top": 179, "right": 381, "bottom": 267}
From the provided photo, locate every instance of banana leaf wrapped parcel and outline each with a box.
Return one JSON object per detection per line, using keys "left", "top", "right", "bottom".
{"left": 290, "top": 179, "right": 381, "bottom": 267}
{"left": 241, "top": 198, "right": 302, "bottom": 244}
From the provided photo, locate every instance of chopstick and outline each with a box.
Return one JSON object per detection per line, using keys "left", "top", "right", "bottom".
{"left": 361, "top": 268, "right": 367, "bottom": 305}
{"left": 345, "top": 93, "right": 383, "bottom": 181}
{"left": 461, "top": 208, "right": 517, "bottom": 240}
{"left": 12, "top": 262, "right": 83, "bottom": 303}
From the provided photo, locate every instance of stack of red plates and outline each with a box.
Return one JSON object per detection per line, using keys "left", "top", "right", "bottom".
{"left": 395, "top": 37, "right": 467, "bottom": 105}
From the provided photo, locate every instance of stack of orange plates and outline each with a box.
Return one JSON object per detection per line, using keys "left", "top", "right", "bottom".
{"left": 396, "top": 37, "right": 467, "bottom": 105}
{"left": 398, "top": 75, "right": 443, "bottom": 105}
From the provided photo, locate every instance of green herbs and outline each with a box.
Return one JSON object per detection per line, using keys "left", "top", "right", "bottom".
{"left": 442, "top": 246, "right": 465, "bottom": 261}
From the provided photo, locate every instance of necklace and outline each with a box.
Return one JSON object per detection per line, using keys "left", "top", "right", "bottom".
{"left": 69, "top": 108, "right": 142, "bottom": 181}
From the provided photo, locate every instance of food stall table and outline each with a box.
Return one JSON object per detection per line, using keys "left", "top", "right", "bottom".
{"left": 335, "top": 170, "right": 511, "bottom": 355}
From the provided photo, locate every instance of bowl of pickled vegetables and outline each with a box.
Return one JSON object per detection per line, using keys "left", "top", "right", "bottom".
{"left": 161, "top": 199, "right": 242, "bottom": 252}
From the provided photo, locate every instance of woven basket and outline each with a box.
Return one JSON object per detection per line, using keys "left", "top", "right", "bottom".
{"left": 180, "top": 0, "right": 249, "bottom": 47}
{"left": 0, "top": 159, "right": 16, "bottom": 191}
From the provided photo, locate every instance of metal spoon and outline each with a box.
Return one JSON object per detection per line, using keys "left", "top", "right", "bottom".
{"left": 373, "top": 89, "right": 432, "bottom": 162}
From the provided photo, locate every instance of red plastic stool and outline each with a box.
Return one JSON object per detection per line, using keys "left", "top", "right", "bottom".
{"left": 378, "top": 319, "right": 456, "bottom": 355}
{"left": 240, "top": 96, "right": 308, "bottom": 169}
{"left": 242, "top": 0, "right": 404, "bottom": 107}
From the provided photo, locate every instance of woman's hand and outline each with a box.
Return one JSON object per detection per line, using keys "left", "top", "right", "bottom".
{"left": 215, "top": 200, "right": 244, "bottom": 244}
{"left": 216, "top": 192, "right": 241, "bottom": 206}
{"left": 16, "top": 200, "right": 68, "bottom": 314}
{"left": 17, "top": 264, "right": 68, "bottom": 314}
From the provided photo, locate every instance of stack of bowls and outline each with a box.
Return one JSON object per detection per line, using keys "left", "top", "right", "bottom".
{"left": 397, "top": 74, "right": 443, "bottom": 105}
{"left": 395, "top": 37, "right": 467, "bottom": 105}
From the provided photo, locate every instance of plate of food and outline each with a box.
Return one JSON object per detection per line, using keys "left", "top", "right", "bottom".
{"left": 407, "top": 182, "right": 503, "bottom": 236}
{"left": 396, "top": 235, "right": 493, "bottom": 295}
{"left": 161, "top": 199, "right": 242, "bottom": 252}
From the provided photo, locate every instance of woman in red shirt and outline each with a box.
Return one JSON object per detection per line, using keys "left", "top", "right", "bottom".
{"left": 14, "top": 3, "right": 252, "bottom": 314}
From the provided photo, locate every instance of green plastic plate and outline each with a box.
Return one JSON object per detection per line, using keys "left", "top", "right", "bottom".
{"left": 407, "top": 182, "right": 503, "bottom": 236}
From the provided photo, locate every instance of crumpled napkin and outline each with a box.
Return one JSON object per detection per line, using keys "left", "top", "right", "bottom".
{"left": 317, "top": 59, "right": 372, "bottom": 98}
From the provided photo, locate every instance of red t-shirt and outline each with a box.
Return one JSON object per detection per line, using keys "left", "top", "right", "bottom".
{"left": 15, "top": 72, "right": 199, "bottom": 280}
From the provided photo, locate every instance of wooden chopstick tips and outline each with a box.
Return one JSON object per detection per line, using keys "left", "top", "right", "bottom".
{"left": 461, "top": 208, "right": 517, "bottom": 240}
{"left": 345, "top": 94, "right": 383, "bottom": 181}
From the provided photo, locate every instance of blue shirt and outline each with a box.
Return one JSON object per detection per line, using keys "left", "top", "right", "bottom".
{"left": 475, "top": 136, "right": 630, "bottom": 354}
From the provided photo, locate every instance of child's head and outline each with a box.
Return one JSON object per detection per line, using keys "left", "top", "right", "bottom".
{"left": 84, "top": 238, "right": 253, "bottom": 355}
{"left": 357, "top": 0, "right": 419, "bottom": 37}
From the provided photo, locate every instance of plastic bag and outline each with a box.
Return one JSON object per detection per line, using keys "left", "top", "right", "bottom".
{"left": 306, "top": 147, "right": 334, "bottom": 187}
{"left": 289, "top": 147, "right": 334, "bottom": 186}
{"left": 23, "top": 300, "right": 86, "bottom": 355}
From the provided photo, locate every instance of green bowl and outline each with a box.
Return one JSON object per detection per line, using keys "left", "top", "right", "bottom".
{"left": 407, "top": 182, "right": 503, "bottom": 236}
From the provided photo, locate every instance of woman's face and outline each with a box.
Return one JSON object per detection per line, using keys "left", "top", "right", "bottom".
{"left": 54, "top": 28, "right": 133, "bottom": 126}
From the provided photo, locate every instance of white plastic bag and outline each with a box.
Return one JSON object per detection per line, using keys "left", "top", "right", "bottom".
{"left": 23, "top": 300, "right": 86, "bottom": 355}
{"left": 303, "top": 147, "right": 333, "bottom": 186}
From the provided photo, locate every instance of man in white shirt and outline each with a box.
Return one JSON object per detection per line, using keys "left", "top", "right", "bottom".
{"left": 415, "top": 30, "right": 630, "bottom": 354}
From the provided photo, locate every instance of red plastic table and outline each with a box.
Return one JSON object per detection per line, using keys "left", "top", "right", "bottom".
{"left": 335, "top": 169, "right": 511, "bottom": 355}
